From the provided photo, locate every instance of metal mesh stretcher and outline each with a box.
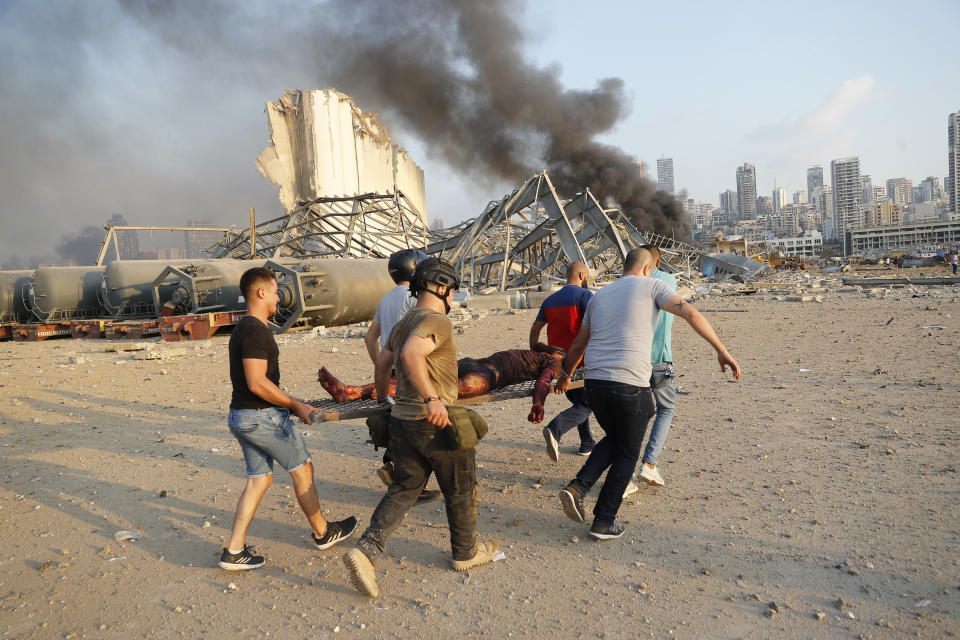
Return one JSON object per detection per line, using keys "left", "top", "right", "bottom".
{"left": 307, "top": 370, "right": 585, "bottom": 423}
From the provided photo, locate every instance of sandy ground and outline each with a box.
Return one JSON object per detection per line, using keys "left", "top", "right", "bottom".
{"left": 1, "top": 268, "right": 959, "bottom": 639}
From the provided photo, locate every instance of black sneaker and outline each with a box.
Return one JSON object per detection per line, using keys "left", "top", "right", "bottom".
{"left": 589, "top": 520, "right": 625, "bottom": 541}
{"left": 218, "top": 545, "right": 264, "bottom": 570}
{"left": 313, "top": 516, "right": 359, "bottom": 550}
{"left": 559, "top": 485, "right": 586, "bottom": 523}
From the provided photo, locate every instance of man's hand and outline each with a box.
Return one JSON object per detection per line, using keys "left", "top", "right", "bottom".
{"left": 528, "top": 404, "right": 545, "bottom": 424}
{"left": 426, "top": 398, "right": 452, "bottom": 428}
{"left": 555, "top": 375, "right": 570, "bottom": 394}
{"left": 293, "top": 400, "right": 319, "bottom": 425}
{"left": 718, "top": 350, "right": 741, "bottom": 380}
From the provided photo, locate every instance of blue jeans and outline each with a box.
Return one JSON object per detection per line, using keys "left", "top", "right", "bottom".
{"left": 227, "top": 407, "right": 311, "bottom": 478}
{"left": 545, "top": 387, "right": 594, "bottom": 446}
{"left": 642, "top": 363, "right": 676, "bottom": 466}
{"left": 570, "top": 379, "right": 655, "bottom": 526}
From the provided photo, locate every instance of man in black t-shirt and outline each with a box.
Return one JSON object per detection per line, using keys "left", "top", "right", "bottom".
{"left": 219, "top": 267, "right": 357, "bottom": 571}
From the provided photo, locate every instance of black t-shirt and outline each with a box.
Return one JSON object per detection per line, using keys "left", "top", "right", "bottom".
{"left": 229, "top": 315, "right": 280, "bottom": 410}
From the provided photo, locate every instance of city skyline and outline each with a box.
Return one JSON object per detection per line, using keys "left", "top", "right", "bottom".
{"left": 0, "top": 0, "right": 956, "bottom": 264}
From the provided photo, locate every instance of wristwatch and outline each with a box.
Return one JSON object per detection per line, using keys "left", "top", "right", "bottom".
{"left": 423, "top": 396, "right": 440, "bottom": 403}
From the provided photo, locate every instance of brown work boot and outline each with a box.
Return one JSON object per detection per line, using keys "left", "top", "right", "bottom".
{"left": 451, "top": 540, "right": 499, "bottom": 572}
{"left": 343, "top": 548, "right": 379, "bottom": 598}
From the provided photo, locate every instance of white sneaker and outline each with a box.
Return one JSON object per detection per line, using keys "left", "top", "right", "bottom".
{"left": 638, "top": 464, "right": 664, "bottom": 486}
{"left": 622, "top": 481, "right": 639, "bottom": 499}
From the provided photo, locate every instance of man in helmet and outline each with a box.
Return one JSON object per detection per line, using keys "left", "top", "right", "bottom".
{"left": 343, "top": 257, "right": 498, "bottom": 598}
{"left": 363, "top": 248, "right": 439, "bottom": 502}
{"left": 364, "top": 249, "right": 428, "bottom": 364}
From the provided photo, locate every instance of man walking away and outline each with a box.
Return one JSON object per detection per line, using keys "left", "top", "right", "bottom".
{"left": 221, "top": 267, "right": 357, "bottom": 570}
{"left": 555, "top": 249, "right": 741, "bottom": 541}
{"left": 637, "top": 245, "right": 676, "bottom": 488}
{"left": 344, "top": 258, "right": 497, "bottom": 597}
{"left": 529, "top": 261, "right": 595, "bottom": 460}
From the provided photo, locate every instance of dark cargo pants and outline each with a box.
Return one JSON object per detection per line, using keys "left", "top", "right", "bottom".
{"left": 356, "top": 415, "right": 478, "bottom": 563}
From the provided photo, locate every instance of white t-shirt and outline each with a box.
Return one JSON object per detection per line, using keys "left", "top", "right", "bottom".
{"left": 374, "top": 284, "right": 417, "bottom": 348}
{"left": 582, "top": 275, "right": 677, "bottom": 387}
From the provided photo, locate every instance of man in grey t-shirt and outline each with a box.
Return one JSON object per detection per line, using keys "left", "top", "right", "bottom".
{"left": 555, "top": 248, "right": 741, "bottom": 541}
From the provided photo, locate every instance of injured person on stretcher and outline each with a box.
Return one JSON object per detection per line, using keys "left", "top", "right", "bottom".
{"left": 318, "top": 345, "right": 567, "bottom": 424}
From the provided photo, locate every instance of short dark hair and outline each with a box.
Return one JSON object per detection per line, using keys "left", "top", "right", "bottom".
{"left": 240, "top": 266, "right": 276, "bottom": 299}
{"left": 623, "top": 247, "right": 652, "bottom": 272}
{"left": 640, "top": 244, "right": 661, "bottom": 263}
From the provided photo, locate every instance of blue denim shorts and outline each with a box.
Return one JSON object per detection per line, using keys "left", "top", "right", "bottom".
{"left": 227, "top": 407, "right": 311, "bottom": 478}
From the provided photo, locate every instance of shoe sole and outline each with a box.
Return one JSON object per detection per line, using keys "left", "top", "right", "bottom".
{"left": 343, "top": 549, "right": 379, "bottom": 597}
{"left": 218, "top": 560, "right": 264, "bottom": 570}
{"left": 542, "top": 427, "right": 559, "bottom": 463}
{"left": 589, "top": 529, "right": 625, "bottom": 541}
{"left": 638, "top": 472, "right": 664, "bottom": 487}
{"left": 577, "top": 451, "right": 592, "bottom": 456}
{"left": 622, "top": 484, "right": 639, "bottom": 499}
{"left": 559, "top": 489, "right": 585, "bottom": 523}
{"left": 315, "top": 519, "right": 359, "bottom": 550}
{"left": 451, "top": 541, "right": 499, "bottom": 571}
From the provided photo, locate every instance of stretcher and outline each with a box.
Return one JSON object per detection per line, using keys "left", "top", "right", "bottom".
{"left": 307, "top": 372, "right": 584, "bottom": 423}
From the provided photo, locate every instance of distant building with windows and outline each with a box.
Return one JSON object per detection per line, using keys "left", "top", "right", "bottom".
{"left": 736, "top": 163, "right": 757, "bottom": 220}
{"left": 771, "top": 230, "right": 822, "bottom": 257}
{"left": 850, "top": 218, "right": 960, "bottom": 254}
{"left": 656, "top": 158, "right": 675, "bottom": 195}
{"left": 807, "top": 166, "right": 824, "bottom": 207}
{"left": 948, "top": 111, "right": 960, "bottom": 213}
{"left": 185, "top": 218, "right": 221, "bottom": 259}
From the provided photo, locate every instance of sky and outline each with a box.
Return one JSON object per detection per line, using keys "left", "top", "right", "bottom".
{"left": 0, "top": 0, "right": 956, "bottom": 267}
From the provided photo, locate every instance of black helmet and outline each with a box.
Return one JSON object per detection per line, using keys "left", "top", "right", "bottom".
{"left": 410, "top": 257, "right": 459, "bottom": 293}
{"left": 388, "top": 249, "right": 429, "bottom": 284}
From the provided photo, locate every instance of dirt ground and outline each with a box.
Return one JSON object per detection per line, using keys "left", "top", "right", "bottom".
{"left": 1, "top": 270, "right": 959, "bottom": 639}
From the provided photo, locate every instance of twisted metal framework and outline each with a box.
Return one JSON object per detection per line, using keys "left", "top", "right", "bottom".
{"left": 209, "top": 191, "right": 442, "bottom": 260}
{"left": 208, "top": 171, "right": 707, "bottom": 290}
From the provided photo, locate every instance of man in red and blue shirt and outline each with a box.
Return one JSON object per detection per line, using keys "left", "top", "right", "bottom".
{"left": 529, "top": 262, "right": 596, "bottom": 461}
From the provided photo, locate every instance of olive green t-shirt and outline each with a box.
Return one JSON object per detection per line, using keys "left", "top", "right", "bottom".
{"left": 386, "top": 308, "right": 458, "bottom": 420}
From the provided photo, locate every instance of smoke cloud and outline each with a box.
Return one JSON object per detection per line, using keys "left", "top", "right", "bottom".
{"left": 0, "top": 0, "right": 687, "bottom": 268}
{"left": 314, "top": 0, "right": 689, "bottom": 237}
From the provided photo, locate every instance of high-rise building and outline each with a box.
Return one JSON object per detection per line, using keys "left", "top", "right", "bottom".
{"left": 886, "top": 178, "right": 912, "bottom": 207}
{"left": 657, "top": 158, "right": 675, "bottom": 196}
{"left": 817, "top": 186, "right": 835, "bottom": 241}
{"left": 634, "top": 160, "right": 648, "bottom": 181}
{"left": 792, "top": 190, "right": 808, "bottom": 204}
{"left": 756, "top": 195, "right": 774, "bottom": 217}
{"left": 736, "top": 163, "right": 757, "bottom": 220}
{"left": 807, "top": 166, "right": 824, "bottom": 206}
{"left": 719, "top": 190, "right": 738, "bottom": 220}
{"left": 919, "top": 176, "right": 943, "bottom": 204}
{"left": 949, "top": 111, "right": 960, "bottom": 213}
{"left": 773, "top": 186, "right": 787, "bottom": 213}
{"left": 831, "top": 157, "right": 863, "bottom": 253}
{"left": 872, "top": 185, "right": 886, "bottom": 203}
{"left": 860, "top": 175, "right": 874, "bottom": 204}
{"left": 185, "top": 218, "right": 221, "bottom": 259}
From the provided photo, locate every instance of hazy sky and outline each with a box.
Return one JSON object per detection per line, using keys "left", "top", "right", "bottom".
{"left": 0, "top": 0, "right": 956, "bottom": 266}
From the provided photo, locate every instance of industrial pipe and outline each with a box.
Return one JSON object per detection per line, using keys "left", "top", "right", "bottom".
{"left": 0, "top": 270, "right": 33, "bottom": 323}
{"left": 28, "top": 266, "right": 107, "bottom": 322}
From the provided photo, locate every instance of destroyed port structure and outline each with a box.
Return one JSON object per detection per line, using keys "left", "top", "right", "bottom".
{"left": 0, "top": 88, "right": 759, "bottom": 343}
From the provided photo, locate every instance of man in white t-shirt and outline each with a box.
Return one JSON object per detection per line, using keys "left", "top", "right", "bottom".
{"left": 364, "top": 249, "right": 427, "bottom": 364}
{"left": 555, "top": 248, "right": 741, "bottom": 541}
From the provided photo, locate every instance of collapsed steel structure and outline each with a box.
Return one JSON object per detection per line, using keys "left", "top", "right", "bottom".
{"left": 209, "top": 171, "right": 715, "bottom": 290}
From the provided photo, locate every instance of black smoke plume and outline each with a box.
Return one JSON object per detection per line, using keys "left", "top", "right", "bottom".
{"left": 314, "top": 0, "right": 690, "bottom": 237}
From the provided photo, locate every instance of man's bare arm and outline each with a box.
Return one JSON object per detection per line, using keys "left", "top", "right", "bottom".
{"left": 400, "top": 335, "right": 452, "bottom": 427}
{"left": 374, "top": 346, "right": 394, "bottom": 400}
{"left": 242, "top": 358, "right": 318, "bottom": 424}
{"left": 661, "top": 295, "right": 741, "bottom": 379}
{"left": 364, "top": 320, "right": 381, "bottom": 364}
{"left": 556, "top": 324, "right": 590, "bottom": 393}
{"left": 529, "top": 319, "right": 548, "bottom": 351}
